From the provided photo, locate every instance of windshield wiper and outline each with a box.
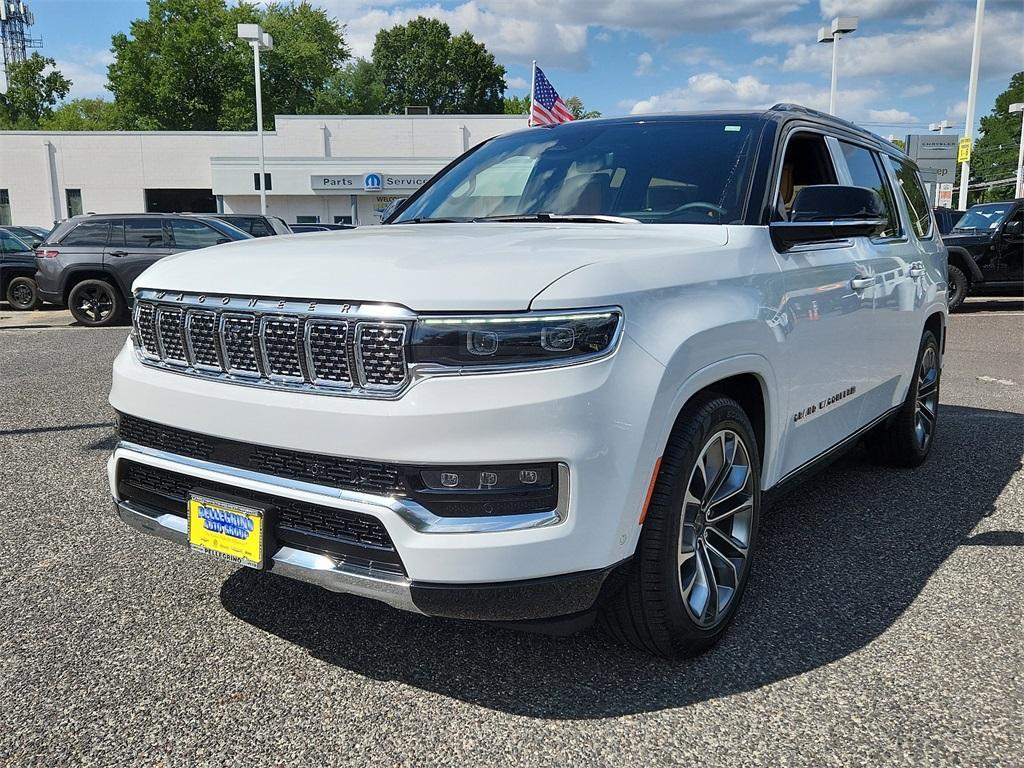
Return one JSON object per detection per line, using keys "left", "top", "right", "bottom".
{"left": 473, "top": 213, "right": 641, "bottom": 224}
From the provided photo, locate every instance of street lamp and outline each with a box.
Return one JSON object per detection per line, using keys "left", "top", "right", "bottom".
{"left": 1011, "top": 102, "right": 1024, "bottom": 198}
{"left": 817, "top": 16, "right": 858, "bottom": 115}
{"left": 929, "top": 121, "right": 952, "bottom": 135}
{"left": 237, "top": 23, "right": 274, "bottom": 215}
{"left": 957, "top": 0, "right": 985, "bottom": 210}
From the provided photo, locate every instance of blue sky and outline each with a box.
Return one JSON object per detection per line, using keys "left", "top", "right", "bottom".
{"left": 24, "top": 0, "right": 1024, "bottom": 140}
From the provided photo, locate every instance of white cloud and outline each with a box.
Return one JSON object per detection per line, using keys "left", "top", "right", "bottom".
{"left": 867, "top": 108, "right": 917, "bottom": 123}
{"left": 52, "top": 47, "right": 114, "bottom": 100}
{"left": 749, "top": 24, "right": 818, "bottom": 46}
{"left": 634, "top": 51, "right": 653, "bottom": 76}
{"left": 505, "top": 76, "right": 529, "bottom": 90}
{"left": 753, "top": 55, "right": 779, "bottom": 67}
{"left": 901, "top": 83, "right": 935, "bottom": 97}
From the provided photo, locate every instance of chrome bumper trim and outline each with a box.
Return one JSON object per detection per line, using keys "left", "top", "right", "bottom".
{"left": 115, "top": 440, "right": 568, "bottom": 533}
{"left": 114, "top": 498, "right": 422, "bottom": 614}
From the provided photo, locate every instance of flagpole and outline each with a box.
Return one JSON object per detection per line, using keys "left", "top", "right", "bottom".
{"left": 528, "top": 60, "right": 537, "bottom": 127}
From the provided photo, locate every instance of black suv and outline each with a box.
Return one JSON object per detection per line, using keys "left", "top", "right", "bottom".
{"left": 943, "top": 199, "right": 1024, "bottom": 310}
{"left": 34, "top": 213, "right": 251, "bottom": 327}
{"left": 210, "top": 214, "right": 291, "bottom": 237}
{"left": 1, "top": 228, "right": 42, "bottom": 310}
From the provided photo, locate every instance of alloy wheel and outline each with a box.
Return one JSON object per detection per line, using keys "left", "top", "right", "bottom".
{"left": 10, "top": 281, "right": 34, "bottom": 308}
{"left": 678, "top": 429, "right": 754, "bottom": 628}
{"left": 77, "top": 284, "right": 114, "bottom": 323}
{"left": 915, "top": 345, "right": 939, "bottom": 450}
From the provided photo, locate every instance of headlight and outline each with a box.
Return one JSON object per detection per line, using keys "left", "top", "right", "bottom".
{"left": 409, "top": 308, "right": 622, "bottom": 369}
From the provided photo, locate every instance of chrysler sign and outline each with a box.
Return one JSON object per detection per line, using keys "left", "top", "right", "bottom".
{"left": 311, "top": 173, "right": 433, "bottom": 191}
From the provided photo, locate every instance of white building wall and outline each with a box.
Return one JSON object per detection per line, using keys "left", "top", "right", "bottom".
{"left": 0, "top": 114, "right": 526, "bottom": 227}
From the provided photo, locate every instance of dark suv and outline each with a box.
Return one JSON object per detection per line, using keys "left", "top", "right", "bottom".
{"left": 942, "top": 199, "right": 1024, "bottom": 310}
{"left": 210, "top": 214, "right": 291, "bottom": 237}
{"left": 35, "top": 213, "right": 251, "bottom": 327}
{"left": 1, "top": 228, "right": 41, "bottom": 310}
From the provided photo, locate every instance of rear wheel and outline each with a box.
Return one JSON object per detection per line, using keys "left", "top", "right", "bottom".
{"left": 68, "top": 279, "right": 123, "bottom": 327}
{"left": 947, "top": 263, "right": 968, "bottom": 312}
{"left": 600, "top": 394, "right": 761, "bottom": 657}
{"left": 6, "top": 276, "right": 41, "bottom": 310}
{"left": 866, "top": 329, "right": 940, "bottom": 467}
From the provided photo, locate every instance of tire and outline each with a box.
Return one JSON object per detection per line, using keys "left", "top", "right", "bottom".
{"left": 866, "top": 329, "right": 940, "bottom": 468}
{"left": 947, "top": 263, "right": 969, "bottom": 312}
{"left": 6, "top": 276, "right": 41, "bottom": 310}
{"left": 68, "top": 279, "right": 123, "bottom": 327}
{"left": 600, "top": 394, "right": 761, "bottom": 657}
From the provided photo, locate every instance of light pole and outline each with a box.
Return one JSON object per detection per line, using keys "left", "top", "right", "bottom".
{"left": 929, "top": 121, "right": 952, "bottom": 135}
{"left": 237, "top": 23, "right": 274, "bottom": 215}
{"left": 1010, "top": 103, "right": 1024, "bottom": 198}
{"left": 817, "top": 16, "right": 858, "bottom": 115}
{"left": 957, "top": 0, "right": 985, "bottom": 210}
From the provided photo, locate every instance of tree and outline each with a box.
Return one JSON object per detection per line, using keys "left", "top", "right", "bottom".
{"left": 503, "top": 95, "right": 530, "bottom": 115}
{"left": 971, "top": 71, "right": 1024, "bottom": 201}
{"left": 108, "top": 0, "right": 348, "bottom": 131}
{"left": 313, "top": 59, "right": 386, "bottom": 115}
{"left": 0, "top": 53, "right": 71, "bottom": 128}
{"left": 41, "top": 98, "right": 121, "bottom": 131}
{"left": 565, "top": 95, "right": 601, "bottom": 120}
{"left": 372, "top": 17, "right": 505, "bottom": 114}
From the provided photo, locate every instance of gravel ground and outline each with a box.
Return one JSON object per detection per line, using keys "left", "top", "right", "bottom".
{"left": 1, "top": 303, "right": 1021, "bottom": 767}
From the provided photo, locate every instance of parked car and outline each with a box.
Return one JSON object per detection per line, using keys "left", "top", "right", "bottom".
{"left": 932, "top": 207, "right": 966, "bottom": 236}
{"left": 34, "top": 213, "right": 252, "bottom": 327}
{"left": 942, "top": 199, "right": 1023, "bottom": 311}
{"left": 1, "top": 225, "right": 51, "bottom": 249}
{"left": 211, "top": 214, "right": 291, "bottom": 237}
{"left": 109, "top": 106, "right": 946, "bottom": 657}
{"left": 0, "top": 229, "right": 42, "bottom": 309}
{"left": 289, "top": 223, "right": 356, "bottom": 233}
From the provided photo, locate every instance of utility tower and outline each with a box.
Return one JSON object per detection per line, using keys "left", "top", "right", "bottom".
{"left": 0, "top": 0, "right": 42, "bottom": 92}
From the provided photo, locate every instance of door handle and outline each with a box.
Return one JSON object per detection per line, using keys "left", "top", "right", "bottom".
{"left": 108, "top": 250, "right": 128, "bottom": 257}
{"left": 908, "top": 262, "right": 926, "bottom": 279}
{"left": 850, "top": 276, "right": 874, "bottom": 290}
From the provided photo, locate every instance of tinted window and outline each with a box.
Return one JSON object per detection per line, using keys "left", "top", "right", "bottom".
{"left": 891, "top": 160, "right": 932, "bottom": 238}
{"left": 395, "top": 119, "right": 761, "bottom": 225}
{"left": 838, "top": 142, "right": 900, "bottom": 238}
{"left": 0, "top": 229, "right": 28, "bottom": 254}
{"left": 124, "top": 218, "right": 166, "bottom": 248}
{"left": 249, "top": 218, "right": 272, "bottom": 236}
{"left": 171, "top": 219, "right": 226, "bottom": 249}
{"left": 60, "top": 221, "right": 110, "bottom": 247}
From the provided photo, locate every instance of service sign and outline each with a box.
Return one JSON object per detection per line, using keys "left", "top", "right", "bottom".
{"left": 311, "top": 173, "right": 433, "bottom": 192}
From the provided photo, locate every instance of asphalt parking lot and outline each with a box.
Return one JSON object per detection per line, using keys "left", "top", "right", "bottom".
{"left": 1, "top": 301, "right": 1021, "bottom": 766}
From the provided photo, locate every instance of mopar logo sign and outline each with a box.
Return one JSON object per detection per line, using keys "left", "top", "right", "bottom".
{"left": 363, "top": 173, "right": 383, "bottom": 191}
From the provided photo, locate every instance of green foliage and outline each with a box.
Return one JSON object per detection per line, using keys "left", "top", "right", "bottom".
{"left": 0, "top": 53, "right": 72, "bottom": 128}
{"left": 372, "top": 17, "right": 505, "bottom": 114}
{"left": 40, "top": 99, "right": 121, "bottom": 131}
{"left": 971, "top": 71, "right": 1024, "bottom": 201}
{"left": 503, "top": 95, "right": 530, "bottom": 115}
{"left": 565, "top": 95, "right": 601, "bottom": 120}
{"left": 107, "top": 0, "right": 348, "bottom": 130}
{"left": 313, "top": 59, "right": 386, "bottom": 115}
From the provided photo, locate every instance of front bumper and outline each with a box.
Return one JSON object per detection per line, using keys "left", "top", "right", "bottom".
{"left": 108, "top": 332, "right": 665, "bottom": 617}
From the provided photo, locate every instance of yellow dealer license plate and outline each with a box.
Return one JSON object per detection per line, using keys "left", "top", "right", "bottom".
{"left": 188, "top": 493, "right": 265, "bottom": 569}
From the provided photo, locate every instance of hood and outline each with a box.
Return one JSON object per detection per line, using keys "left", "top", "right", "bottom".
{"left": 134, "top": 223, "right": 729, "bottom": 312}
{"left": 943, "top": 230, "right": 993, "bottom": 245}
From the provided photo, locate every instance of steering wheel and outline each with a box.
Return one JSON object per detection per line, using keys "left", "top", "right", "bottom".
{"left": 663, "top": 201, "right": 729, "bottom": 219}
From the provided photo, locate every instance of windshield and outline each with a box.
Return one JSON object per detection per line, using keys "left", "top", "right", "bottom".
{"left": 953, "top": 203, "right": 1012, "bottom": 231}
{"left": 394, "top": 119, "right": 761, "bottom": 225}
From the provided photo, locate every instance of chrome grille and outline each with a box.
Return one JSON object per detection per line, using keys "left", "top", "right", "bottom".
{"left": 156, "top": 307, "right": 187, "bottom": 364}
{"left": 131, "top": 291, "right": 411, "bottom": 397}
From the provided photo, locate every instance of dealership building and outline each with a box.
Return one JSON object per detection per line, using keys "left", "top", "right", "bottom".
{"left": 0, "top": 113, "right": 526, "bottom": 228}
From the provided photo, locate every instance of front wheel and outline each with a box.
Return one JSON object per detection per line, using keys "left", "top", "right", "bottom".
{"left": 6, "top": 276, "right": 41, "bottom": 310}
{"left": 68, "top": 279, "right": 123, "bottom": 327}
{"left": 600, "top": 394, "right": 761, "bottom": 657}
{"left": 866, "top": 329, "right": 940, "bottom": 467}
{"left": 947, "top": 264, "right": 969, "bottom": 312}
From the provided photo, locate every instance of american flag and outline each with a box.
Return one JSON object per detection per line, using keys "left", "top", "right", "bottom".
{"left": 530, "top": 65, "right": 574, "bottom": 126}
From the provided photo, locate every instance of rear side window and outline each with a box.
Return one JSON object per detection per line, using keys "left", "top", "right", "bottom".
{"left": 891, "top": 160, "right": 933, "bottom": 238}
{"left": 170, "top": 219, "right": 225, "bottom": 249}
{"left": 123, "top": 218, "right": 166, "bottom": 248}
{"left": 0, "top": 229, "right": 27, "bottom": 253}
{"left": 249, "top": 218, "right": 272, "bottom": 237}
{"left": 60, "top": 221, "right": 110, "bottom": 247}
{"left": 838, "top": 142, "right": 901, "bottom": 238}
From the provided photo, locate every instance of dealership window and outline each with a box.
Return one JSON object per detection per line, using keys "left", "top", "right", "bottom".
{"left": 66, "top": 189, "right": 83, "bottom": 218}
{"left": 891, "top": 160, "right": 932, "bottom": 239}
{"left": 333, "top": 215, "right": 353, "bottom": 225}
{"left": 296, "top": 215, "right": 320, "bottom": 224}
{"left": 0, "top": 190, "right": 10, "bottom": 225}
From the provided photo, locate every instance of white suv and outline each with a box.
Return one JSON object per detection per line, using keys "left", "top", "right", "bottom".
{"left": 108, "top": 105, "right": 946, "bottom": 656}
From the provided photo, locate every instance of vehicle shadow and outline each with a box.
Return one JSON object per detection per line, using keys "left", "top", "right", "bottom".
{"left": 957, "top": 296, "right": 1024, "bottom": 314}
{"left": 220, "top": 404, "right": 1023, "bottom": 719}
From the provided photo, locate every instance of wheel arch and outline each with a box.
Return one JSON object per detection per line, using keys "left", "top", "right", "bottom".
{"left": 946, "top": 246, "right": 983, "bottom": 283}
{"left": 924, "top": 310, "right": 946, "bottom": 358}
{"left": 62, "top": 268, "right": 127, "bottom": 305}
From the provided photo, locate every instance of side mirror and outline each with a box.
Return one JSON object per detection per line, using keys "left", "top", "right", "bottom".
{"left": 771, "top": 185, "right": 887, "bottom": 251}
{"left": 1002, "top": 219, "right": 1022, "bottom": 236}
